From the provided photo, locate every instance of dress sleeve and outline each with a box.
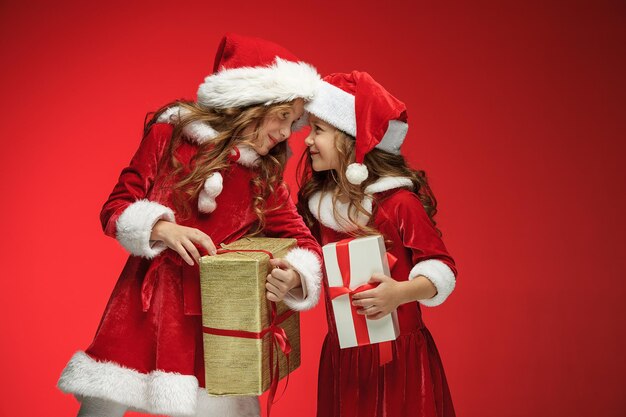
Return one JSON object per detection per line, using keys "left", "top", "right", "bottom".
{"left": 100, "top": 123, "right": 176, "bottom": 259}
{"left": 263, "top": 183, "right": 323, "bottom": 311}
{"left": 389, "top": 191, "right": 458, "bottom": 307}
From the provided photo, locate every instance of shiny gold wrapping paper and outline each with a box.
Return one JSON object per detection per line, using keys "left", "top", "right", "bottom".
{"left": 199, "top": 237, "right": 301, "bottom": 395}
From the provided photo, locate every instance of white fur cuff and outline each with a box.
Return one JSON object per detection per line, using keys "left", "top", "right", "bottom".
{"left": 58, "top": 351, "right": 198, "bottom": 416}
{"left": 116, "top": 199, "right": 175, "bottom": 259}
{"left": 408, "top": 259, "right": 456, "bottom": 307}
{"left": 283, "top": 247, "right": 322, "bottom": 311}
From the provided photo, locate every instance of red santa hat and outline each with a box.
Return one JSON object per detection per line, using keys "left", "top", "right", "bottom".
{"left": 197, "top": 33, "right": 320, "bottom": 109}
{"left": 304, "top": 71, "right": 409, "bottom": 184}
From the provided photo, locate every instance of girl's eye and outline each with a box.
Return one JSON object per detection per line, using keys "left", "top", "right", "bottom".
{"left": 281, "top": 112, "right": 289, "bottom": 120}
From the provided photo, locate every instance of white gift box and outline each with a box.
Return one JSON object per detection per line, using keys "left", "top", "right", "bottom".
{"left": 322, "top": 235, "right": 400, "bottom": 349}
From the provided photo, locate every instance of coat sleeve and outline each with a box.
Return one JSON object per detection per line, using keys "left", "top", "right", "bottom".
{"left": 387, "top": 191, "right": 458, "bottom": 307}
{"left": 262, "top": 183, "right": 323, "bottom": 311}
{"left": 100, "top": 123, "right": 177, "bottom": 259}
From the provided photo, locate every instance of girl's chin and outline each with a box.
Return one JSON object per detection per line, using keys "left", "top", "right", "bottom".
{"left": 311, "top": 162, "right": 331, "bottom": 172}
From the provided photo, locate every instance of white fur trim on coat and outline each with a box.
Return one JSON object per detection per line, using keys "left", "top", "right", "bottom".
{"left": 198, "top": 58, "right": 320, "bottom": 109}
{"left": 282, "top": 247, "right": 323, "bottom": 311}
{"left": 235, "top": 145, "right": 261, "bottom": 167}
{"left": 308, "top": 177, "right": 414, "bottom": 233}
{"left": 58, "top": 351, "right": 198, "bottom": 416}
{"left": 408, "top": 259, "right": 456, "bottom": 307}
{"left": 116, "top": 200, "right": 175, "bottom": 258}
{"left": 157, "top": 107, "right": 261, "bottom": 169}
{"left": 157, "top": 106, "right": 219, "bottom": 145}
{"left": 198, "top": 173, "right": 223, "bottom": 214}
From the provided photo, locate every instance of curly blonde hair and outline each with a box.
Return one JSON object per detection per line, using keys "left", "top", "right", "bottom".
{"left": 297, "top": 129, "right": 440, "bottom": 237}
{"left": 144, "top": 99, "right": 294, "bottom": 232}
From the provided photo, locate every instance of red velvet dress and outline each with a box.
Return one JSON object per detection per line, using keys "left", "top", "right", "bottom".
{"left": 58, "top": 122, "right": 322, "bottom": 416}
{"left": 311, "top": 187, "right": 457, "bottom": 417}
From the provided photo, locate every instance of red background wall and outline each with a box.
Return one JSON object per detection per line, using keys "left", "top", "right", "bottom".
{"left": 1, "top": 1, "right": 624, "bottom": 416}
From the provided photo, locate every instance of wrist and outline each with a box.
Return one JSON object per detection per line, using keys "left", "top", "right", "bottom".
{"left": 395, "top": 280, "right": 413, "bottom": 306}
{"left": 291, "top": 270, "right": 303, "bottom": 289}
{"left": 150, "top": 220, "right": 167, "bottom": 241}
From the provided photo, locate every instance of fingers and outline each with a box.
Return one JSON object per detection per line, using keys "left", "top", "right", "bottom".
{"left": 351, "top": 289, "right": 377, "bottom": 301}
{"left": 351, "top": 296, "right": 376, "bottom": 307}
{"left": 368, "top": 273, "right": 389, "bottom": 283}
{"left": 174, "top": 242, "right": 195, "bottom": 266}
{"left": 266, "top": 277, "right": 286, "bottom": 302}
{"left": 366, "top": 311, "right": 388, "bottom": 320}
{"left": 190, "top": 230, "right": 217, "bottom": 256}
{"left": 180, "top": 239, "right": 201, "bottom": 265}
{"left": 354, "top": 303, "right": 391, "bottom": 319}
{"left": 266, "top": 291, "right": 281, "bottom": 302}
{"left": 266, "top": 274, "right": 289, "bottom": 294}
{"left": 270, "top": 258, "right": 292, "bottom": 270}
{"left": 269, "top": 267, "right": 291, "bottom": 283}
{"left": 356, "top": 303, "right": 382, "bottom": 315}
{"left": 166, "top": 227, "right": 217, "bottom": 265}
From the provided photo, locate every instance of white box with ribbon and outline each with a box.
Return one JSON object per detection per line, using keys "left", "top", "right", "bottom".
{"left": 322, "top": 235, "right": 400, "bottom": 349}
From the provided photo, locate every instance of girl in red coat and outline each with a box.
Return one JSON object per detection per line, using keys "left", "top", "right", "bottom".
{"left": 297, "top": 71, "right": 457, "bottom": 417}
{"left": 58, "top": 34, "right": 323, "bottom": 417}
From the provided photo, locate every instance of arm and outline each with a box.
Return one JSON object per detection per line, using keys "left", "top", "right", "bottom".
{"left": 100, "top": 123, "right": 175, "bottom": 258}
{"left": 101, "top": 122, "right": 216, "bottom": 263}
{"left": 262, "top": 183, "right": 323, "bottom": 311}
{"left": 352, "top": 192, "right": 457, "bottom": 318}
{"left": 393, "top": 192, "right": 457, "bottom": 307}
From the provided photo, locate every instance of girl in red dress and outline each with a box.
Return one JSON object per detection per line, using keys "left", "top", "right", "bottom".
{"left": 58, "top": 34, "right": 323, "bottom": 417}
{"left": 297, "top": 71, "right": 458, "bottom": 417}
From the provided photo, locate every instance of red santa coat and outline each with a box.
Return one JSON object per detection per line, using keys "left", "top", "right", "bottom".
{"left": 307, "top": 177, "right": 457, "bottom": 417}
{"left": 58, "top": 121, "right": 322, "bottom": 416}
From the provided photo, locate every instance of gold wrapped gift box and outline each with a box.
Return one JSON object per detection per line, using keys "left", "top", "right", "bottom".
{"left": 199, "top": 237, "right": 301, "bottom": 396}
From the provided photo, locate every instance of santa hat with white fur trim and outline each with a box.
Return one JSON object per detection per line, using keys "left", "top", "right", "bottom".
{"left": 197, "top": 33, "right": 320, "bottom": 112}
{"left": 304, "top": 71, "right": 409, "bottom": 184}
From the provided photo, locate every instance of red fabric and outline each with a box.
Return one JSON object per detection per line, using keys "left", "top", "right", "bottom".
{"left": 87, "top": 122, "right": 321, "bottom": 387}
{"left": 327, "top": 283, "right": 377, "bottom": 300}
{"left": 322, "top": 71, "right": 407, "bottom": 163}
{"left": 212, "top": 33, "right": 300, "bottom": 73}
{"left": 386, "top": 252, "right": 398, "bottom": 270}
{"left": 314, "top": 189, "right": 456, "bottom": 417}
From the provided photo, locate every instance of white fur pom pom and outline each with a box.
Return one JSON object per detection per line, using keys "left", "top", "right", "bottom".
{"left": 346, "top": 163, "right": 369, "bottom": 185}
{"left": 198, "top": 173, "right": 223, "bottom": 213}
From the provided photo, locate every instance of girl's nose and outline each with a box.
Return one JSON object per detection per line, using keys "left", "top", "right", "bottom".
{"left": 304, "top": 133, "right": 314, "bottom": 146}
{"left": 280, "top": 126, "right": 291, "bottom": 141}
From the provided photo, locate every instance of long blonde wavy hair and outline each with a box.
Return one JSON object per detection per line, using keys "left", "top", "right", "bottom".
{"left": 297, "top": 129, "right": 440, "bottom": 237}
{"left": 144, "top": 99, "right": 295, "bottom": 232}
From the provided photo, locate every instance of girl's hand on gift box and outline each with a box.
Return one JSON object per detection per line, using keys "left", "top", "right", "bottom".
{"left": 351, "top": 273, "right": 404, "bottom": 320}
{"left": 150, "top": 220, "right": 217, "bottom": 266}
{"left": 265, "top": 258, "right": 303, "bottom": 302}
{"left": 352, "top": 273, "right": 439, "bottom": 319}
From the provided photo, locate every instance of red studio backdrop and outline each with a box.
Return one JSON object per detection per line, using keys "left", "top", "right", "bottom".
{"left": 1, "top": 1, "right": 625, "bottom": 416}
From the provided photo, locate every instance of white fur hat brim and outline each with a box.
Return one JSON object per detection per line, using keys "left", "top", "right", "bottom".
{"left": 197, "top": 57, "right": 321, "bottom": 109}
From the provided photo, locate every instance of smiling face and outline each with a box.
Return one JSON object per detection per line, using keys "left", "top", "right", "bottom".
{"left": 243, "top": 98, "right": 305, "bottom": 156}
{"left": 304, "top": 114, "right": 342, "bottom": 172}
